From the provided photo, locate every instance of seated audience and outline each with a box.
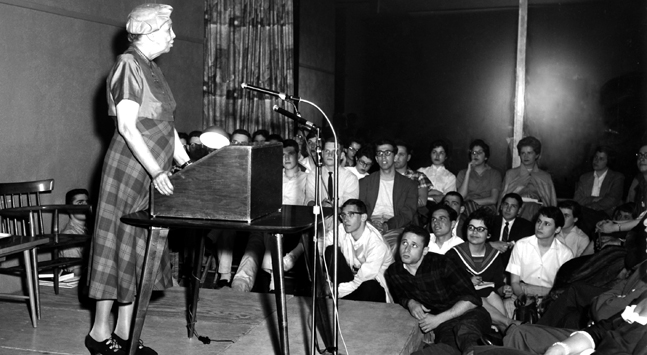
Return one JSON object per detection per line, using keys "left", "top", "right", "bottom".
{"left": 456, "top": 139, "right": 502, "bottom": 215}
{"left": 206, "top": 129, "right": 251, "bottom": 288}
{"left": 441, "top": 191, "right": 467, "bottom": 240}
{"left": 556, "top": 200, "right": 591, "bottom": 257}
{"left": 500, "top": 136, "right": 557, "bottom": 221}
{"left": 625, "top": 144, "right": 647, "bottom": 215}
{"left": 232, "top": 139, "right": 307, "bottom": 292}
{"left": 446, "top": 209, "right": 517, "bottom": 332}
{"left": 346, "top": 145, "right": 374, "bottom": 180}
{"left": 507, "top": 206, "right": 574, "bottom": 298}
{"left": 573, "top": 146, "right": 624, "bottom": 217}
{"left": 60, "top": 188, "right": 91, "bottom": 276}
{"left": 343, "top": 138, "right": 362, "bottom": 167}
{"left": 427, "top": 204, "right": 464, "bottom": 254}
{"left": 252, "top": 129, "right": 269, "bottom": 144}
{"left": 394, "top": 140, "right": 433, "bottom": 208}
{"left": 231, "top": 128, "right": 252, "bottom": 145}
{"left": 267, "top": 133, "right": 283, "bottom": 143}
{"left": 418, "top": 139, "right": 457, "bottom": 203}
{"left": 385, "top": 225, "right": 491, "bottom": 355}
{"left": 323, "top": 199, "right": 394, "bottom": 302}
{"left": 306, "top": 137, "right": 359, "bottom": 209}
{"left": 359, "top": 139, "right": 418, "bottom": 239}
{"left": 489, "top": 193, "right": 535, "bottom": 267}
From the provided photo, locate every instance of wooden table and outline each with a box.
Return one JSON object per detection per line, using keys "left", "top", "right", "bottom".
{"left": 121, "top": 205, "right": 324, "bottom": 355}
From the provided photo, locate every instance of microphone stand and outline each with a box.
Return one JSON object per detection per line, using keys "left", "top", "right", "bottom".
{"left": 243, "top": 83, "right": 341, "bottom": 354}
{"left": 279, "top": 101, "right": 341, "bottom": 355}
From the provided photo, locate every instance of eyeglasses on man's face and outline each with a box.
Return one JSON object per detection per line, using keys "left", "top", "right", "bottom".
{"left": 376, "top": 150, "right": 394, "bottom": 158}
{"left": 357, "top": 159, "right": 373, "bottom": 168}
{"left": 339, "top": 211, "right": 361, "bottom": 220}
{"left": 636, "top": 152, "right": 647, "bottom": 160}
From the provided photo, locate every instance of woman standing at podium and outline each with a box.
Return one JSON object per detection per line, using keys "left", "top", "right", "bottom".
{"left": 85, "top": 4, "right": 192, "bottom": 354}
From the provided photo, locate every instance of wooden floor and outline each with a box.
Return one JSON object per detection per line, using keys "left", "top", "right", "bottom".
{"left": 0, "top": 285, "right": 421, "bottom": 355}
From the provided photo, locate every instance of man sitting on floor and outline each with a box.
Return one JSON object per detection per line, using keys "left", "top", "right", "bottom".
{"left": 359, "top": 138, "right": 418, "bottom": 251}
{"left": 385, "top": 225, "right": 491, "bottom": 355}
{"left": 507, "top": 206, "right": 574, "bottom": 298}
{"left": 428, "top": 204, "right": 464, "bottom": 255}
{"left": 60, "top": 188, "right": 91, "bottom": 276}
{"left": 324, "top": 199, "right": 394, "bottom": 302}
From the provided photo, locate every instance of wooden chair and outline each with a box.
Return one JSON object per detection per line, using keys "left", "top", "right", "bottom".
{"left": 0, "top": 208, "right": 49, "bottom": 327}
{"left": 0, "top": 179, "right": 91, "bottom": 294}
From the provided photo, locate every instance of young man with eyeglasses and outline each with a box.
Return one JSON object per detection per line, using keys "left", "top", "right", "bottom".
{"left": 343, "top": 138, "right": 362, "bottom": 167}
{"left": 385, "top": 224, "right": 490, "bottom": 355}
{"left": 346, "top": 145, "right": 374, "bottom": 180}
{"left": 323, "top": 199, "right": 393, "bottom": 302}
{"left": 428, "top": 204, "right": 464, "bottom": 254}
{"left": 359, "top": 139, "right": 418, "bottom": 250}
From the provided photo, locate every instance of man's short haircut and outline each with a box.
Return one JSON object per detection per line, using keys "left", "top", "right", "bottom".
{"left": 231, "top": 128, "right": 251, "bottom": 140}
{"left": 374, "top": 138, "right": 398, "bottom": 155}
{"left": 442, "top": 191, "right": 464, "bottom": 206}
{"left": 66, "top": 188, "right": 89, "bottom": 204}
{"left": 469, "top": 139, "right": 490, "bottom": 160}
{"left": 398, "top": 224, "right": 431, "bottom": 249}
{"left": 347, "top": 137, "right": 363, "bottom": 147}
{"left": 594, "top": 145, "right": 615, "bottom": 167}
{"left": 188, "top": 130, "right": 202, "bottom": 139}
{"left": 430, "top": 203, "right": 458, "bottom": 222}
{"left": 283, "top": 139, "right": 299, "bottom": 152}
{"left": 517, "top": 136, "right": 542, "bottom": 155}
{"left": 429, "top": 139, "right": 451, "bottom": 158}
{"left": 252, "top": 129, "right": 270, "bottom": 140}
{"left": 501, "top": 192, "right": 523, "bottom": 208}
{"left": 537, "top": 206, "right": 565, "bottom": 229}
{"left": 267, "top": 134, "right": 283, "bottom": 142}
{"left": 178, "top": 132, "right": 189, "bottom": 142}
{"left": 613, "top": 202, "right": 637, "bottom": 219}
{"left": 356, "top": 145, "right": 375, "bottom": 161}
{"left": 394, "top": 139, "right": 411, "bottom": 156}
{"left": 466, "top": 208, "right": 494, "bottom": 232}
{"left": 557, "top": 200, "right": 582, "bottom": 220}
{"left": 341, "top": 199, "right": 368, "bottom": 214}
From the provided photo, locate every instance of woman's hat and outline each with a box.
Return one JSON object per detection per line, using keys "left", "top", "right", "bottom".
{"left": 126, "top": 3, "right": 173, "bottom": 35}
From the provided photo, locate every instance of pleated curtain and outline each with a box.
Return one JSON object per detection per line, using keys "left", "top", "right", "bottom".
{"left": 203, "top": 0, "right": 294, "bottom": 138}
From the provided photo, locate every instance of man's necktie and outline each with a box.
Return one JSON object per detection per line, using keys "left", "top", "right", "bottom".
{"left": 502, "top": 222, "right": 510, "bottom": 242}
{"left": 328, "top": 172, "right": 334, "bottom": 201}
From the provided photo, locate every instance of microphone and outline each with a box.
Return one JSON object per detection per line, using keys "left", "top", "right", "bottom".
{"left": 241, "top": 83, "right": 300, "bottom": 102}
{"left": 272, "top": 105, "right": 316, "bottom": 129}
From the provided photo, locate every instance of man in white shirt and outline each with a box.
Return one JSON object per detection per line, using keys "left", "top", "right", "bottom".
{"left": 557, "top": 200, "right": 591, "bottom": 257}
{"left": 324, "top": 199, "right": 394, "bottom": 302}
{"left": 306, "top": 137, "right": 359, "bottom": 208}
{"left": 507, "top": 206, "right": 574, "bottom": 297}
{"left": 428, "top": 204, "right": 464, "bottom": 254}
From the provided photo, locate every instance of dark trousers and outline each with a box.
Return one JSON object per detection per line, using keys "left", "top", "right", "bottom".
{"left": 324, "top": 246, "right": 386, "bottom": 302}
{"left": 413, "top": 307, "right": 491, "bottom": 355}
{"left": 537, "top": 281, "right": 607, "bottom": 329}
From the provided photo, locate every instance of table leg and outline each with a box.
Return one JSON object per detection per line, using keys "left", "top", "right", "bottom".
{"left": 269, "top": 233, "right": 289, "bottom": 355}
{"left": 188, "top": 234, "right": 205, "bottom": 338}
{"left": 129, "top": 226, "right": 168, "bottom": 355}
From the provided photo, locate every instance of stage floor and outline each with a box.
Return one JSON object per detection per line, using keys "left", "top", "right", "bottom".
{"left": 0, "top": 286, "right": 421, "bottom": 354}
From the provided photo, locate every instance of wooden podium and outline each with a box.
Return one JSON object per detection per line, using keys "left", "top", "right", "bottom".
{"left": 150, "top": 143, "right": 282, "bottom": 222}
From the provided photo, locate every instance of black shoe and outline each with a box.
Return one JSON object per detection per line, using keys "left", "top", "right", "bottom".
{"left": 112, "top": 333, "right": 157, "bottom": 355}
{"left": 214, "top": 278, "right": 231, "bottom": 289}
{"left": 85, "top": 334, "right": 125, "bottom": 355}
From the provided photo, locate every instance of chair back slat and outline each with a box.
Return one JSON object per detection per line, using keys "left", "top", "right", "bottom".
{"left": 0, "top": 179, "right": 54, "bottom": 236}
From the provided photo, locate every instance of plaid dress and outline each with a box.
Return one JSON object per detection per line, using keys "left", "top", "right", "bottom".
{"left": 88, "top": 46, "right": 175, "bottom": 302}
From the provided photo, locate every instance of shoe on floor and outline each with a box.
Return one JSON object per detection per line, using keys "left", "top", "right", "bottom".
{"left": 112, "top": 332, "right": 157, "bottom": 355}
{"left": 85, "top": 334, "right": 125, "bottom": 355}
